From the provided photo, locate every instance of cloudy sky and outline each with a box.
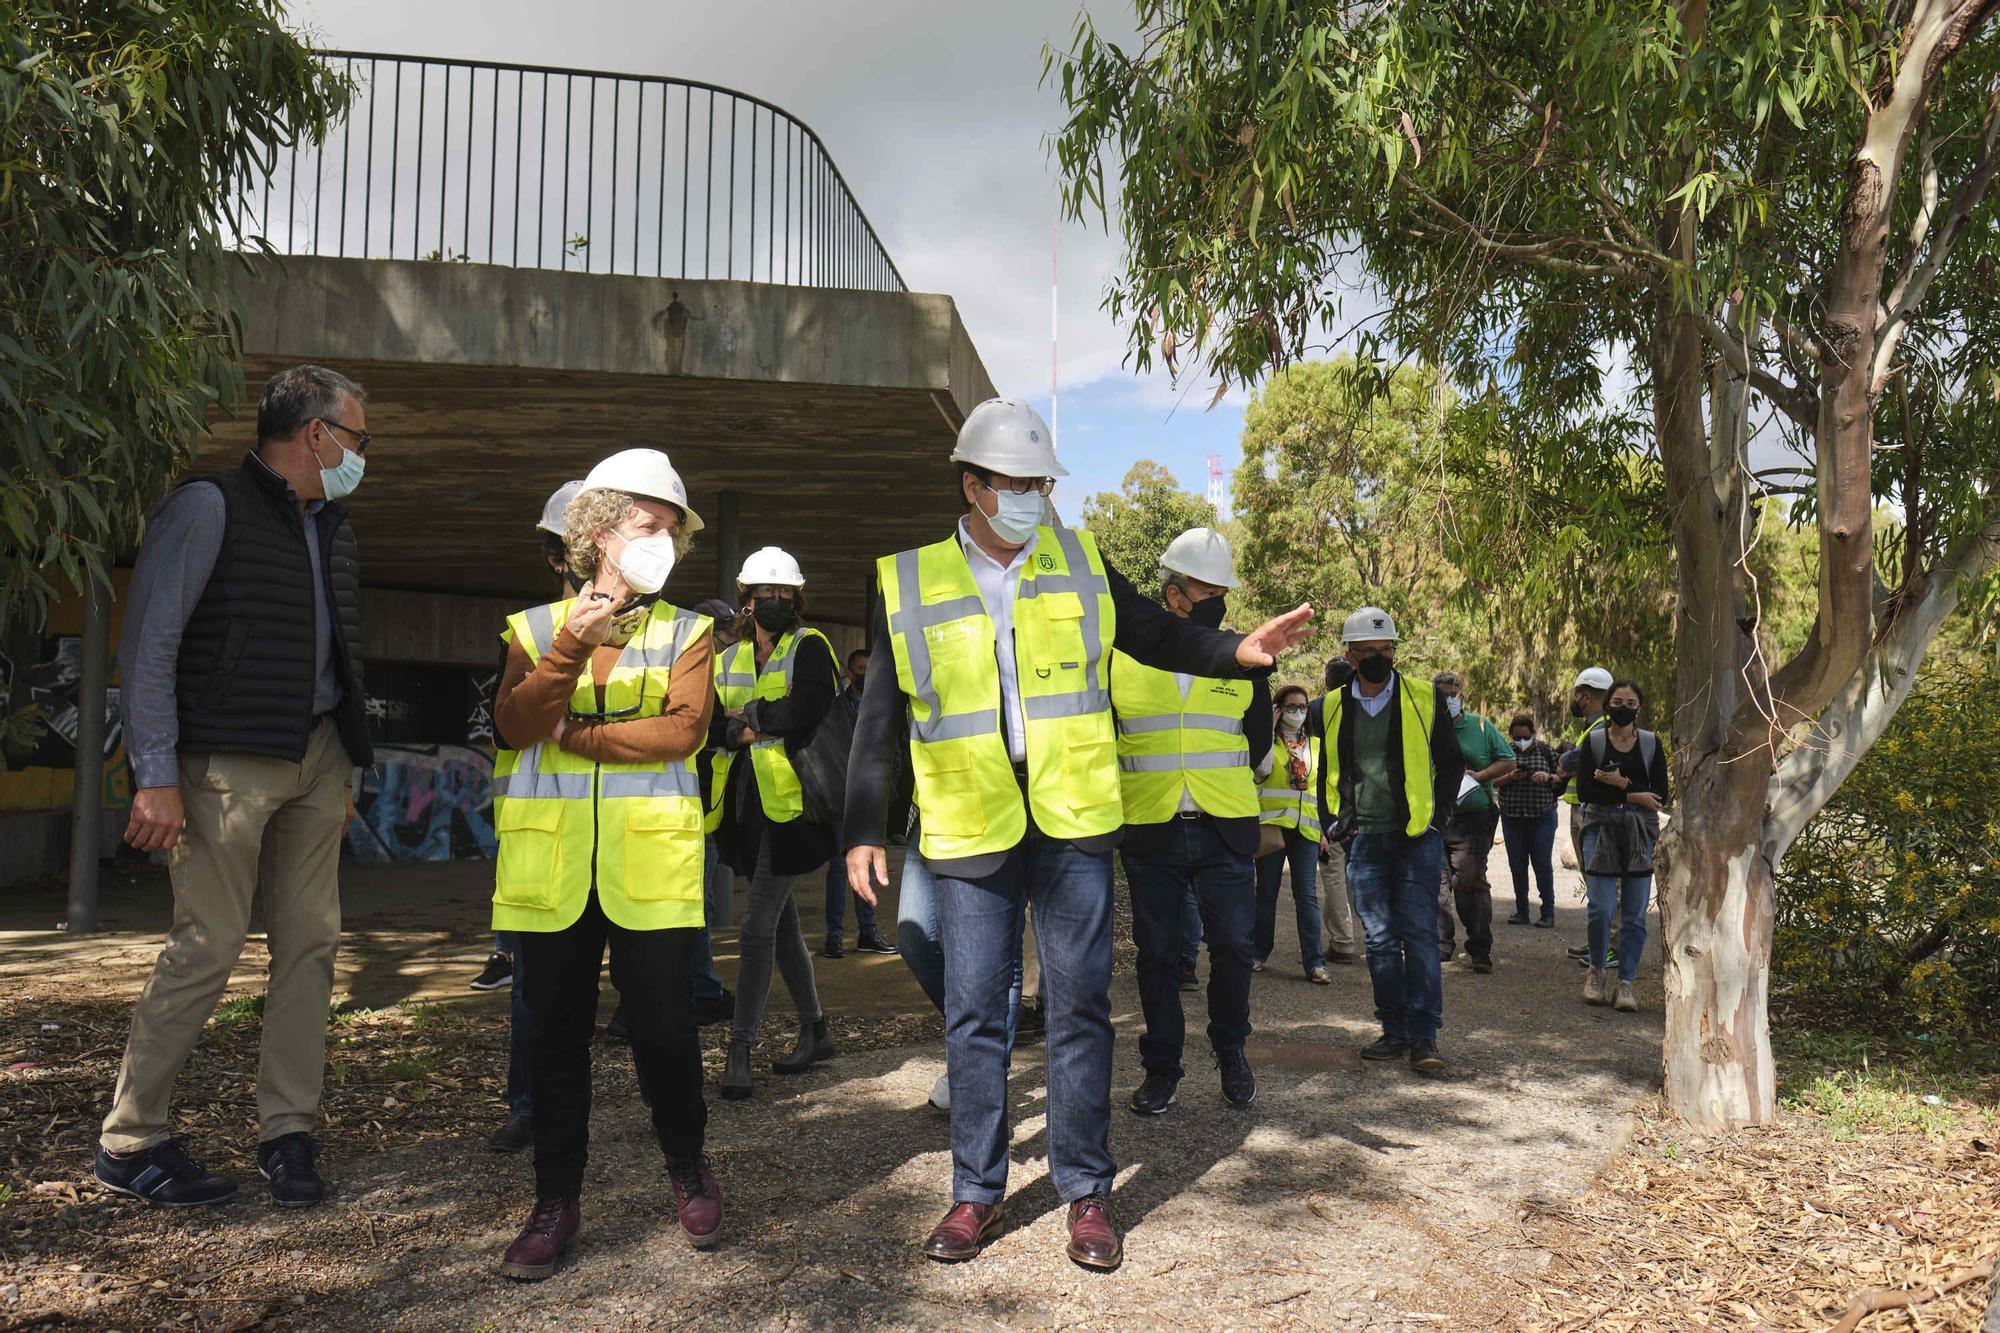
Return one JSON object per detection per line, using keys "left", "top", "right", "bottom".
{"left": 289, "top": 0, "right": 1245, "bottom": 516}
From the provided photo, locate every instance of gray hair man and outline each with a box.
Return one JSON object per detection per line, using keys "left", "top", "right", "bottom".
{"left": 96, "top": 364, "right": 374, "bottom": 1209}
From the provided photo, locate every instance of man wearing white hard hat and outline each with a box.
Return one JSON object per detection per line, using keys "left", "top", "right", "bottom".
{"left": 489, "top": 447, "right": 723, "bottom": 1274}
{"left": 1111, "top": 528, "right": 1272, "bottom": 1117}
{"left": 1557, "top": 667, "right": 1615, "bottom": 967}
{"left": 712, "top": 545, "right": 841, "bottom": 1102}
{"left": 1313, "top": 608, "right": 1463, "bottom": 1075}
{"left": 844, "top": 398, "right": 1314, "bottom": 1272}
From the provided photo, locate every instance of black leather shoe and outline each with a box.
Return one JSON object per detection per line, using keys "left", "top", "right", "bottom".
{"left": 721, "top": 1040, "right": 753, "bottom": 1100}
{"left": 93, "top": 1138, "right": 237, "bottom": 1207}
{"left": 822, "top": 935, "right": 846, "bottom": 959}
{"left": 1177, "top": 960, "right": 1199, "bottom": 991}
{"left": 1128, "top": 1072, "right": 1179, "bottom": 1116}
{"left": 1360, "top": 1034, "right": 1411, "bottom": 1062}
{"left": 1408, "top": 1040, "right": 1446, "bottom": 1076}
{"left": 772, "top": 1016, "right": 835, "bottom": 1074}
{"left": 1216, "top": 1049, "right": 1256, "bottom": 1106}
{"left": 693, "top": 988, "right": 735, "bottom": 1026}
{"left": 256, "top": 1132, "right": 326, "bottom": 1207}
{"left": 604, "top": 1006, "right": 631, "bottom": 1043}
{"left": 1506, "top": 910, "right": 1532, "bottom": 925}
{"left": 487, "top": 1115, "right": 533, "bottom": 1154}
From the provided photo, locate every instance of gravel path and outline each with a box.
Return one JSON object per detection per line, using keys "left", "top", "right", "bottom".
{"left": 248, "top": 865, "right": 1660, "bottom": 1331}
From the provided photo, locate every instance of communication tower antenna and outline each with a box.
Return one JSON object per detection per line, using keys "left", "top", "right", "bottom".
{"left": 1206, "top": 453, "right": 1227, "bottom": 517}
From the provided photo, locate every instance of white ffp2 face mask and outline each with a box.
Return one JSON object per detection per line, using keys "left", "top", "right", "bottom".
{"left": 984, "top": 488, "right": 1045, "bottom": 545}
{"left": 1281, "top": 707, "right": 1308, "bottom": 731}
{"left": 612, "top": 534, "right": 677, "bottom": 594}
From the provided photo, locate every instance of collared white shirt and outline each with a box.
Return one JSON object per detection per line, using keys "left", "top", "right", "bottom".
{"left": 1352, "top": 671, "right": 1397, "bottom": 718}
{"left": 957, "top": 516, "right": 1034, "bottom": 763}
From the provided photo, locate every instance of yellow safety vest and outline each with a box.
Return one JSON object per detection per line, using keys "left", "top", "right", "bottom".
{"left": 715, "top": 627, "right": 835, "bottom": 826}
{"left": 1109, "top": 652, "right": 1256, "bottom": 824}
{"left": 1322, "top": 676, "right": 1437, "bottom": 838}
{"left": 1260, "top": 729, "right": 1323, "bottom": 843}
{"left": 1561, "top": 714, "right": 1607, "bottom": 806}
{"left": 878, "top": 525, "right": 1120, "bottom": 862}
{"left": 491, "top": 598, "right": 711, "bottom": 933}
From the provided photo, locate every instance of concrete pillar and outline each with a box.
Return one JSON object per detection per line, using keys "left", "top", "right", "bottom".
{"left": 715, "top": 490, "right": 741, "bottom": 600}
{"left": 65, "top": 573, "right": 111, "bottom": 934}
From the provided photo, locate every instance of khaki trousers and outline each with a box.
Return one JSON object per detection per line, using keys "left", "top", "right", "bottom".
{"left": 100, "top": 719, "right": 351, "bottom": 1153}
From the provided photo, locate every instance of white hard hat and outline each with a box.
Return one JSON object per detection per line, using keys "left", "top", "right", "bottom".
{"left": 951, "top": 397, "right": 1068, "bottom": 478}
{"left": 581, "top": 448, "right": 705, "bottom": 533}
{"left": 1574, "top": 666, "right": 1614, "bottom": 691}
{"left": 1160, "top": 527, "right": 1239, "bottom": 589}
{"left": 737, "top": 545, "right": 805, "bottom": 588}
{"left": 1340, "top": 607, "right": 1400, "bottom": 644}
{"left": 536, "top": 480, "right": 585, "bottom": 537}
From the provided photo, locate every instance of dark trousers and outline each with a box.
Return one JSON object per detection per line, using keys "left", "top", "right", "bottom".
{"left": 1253, "top": 826, "right": 1326, "bottom": 970}
{"left": 1499, "top": 810, "right": 1557, "bottom": 917}
{"left": 1437, "top": 807, "right": 1498, "bottom": 962}
{"left": 937, "top": 821, "right": 1115, "bottom": 1206}
{"left": 823, "top": 826, "right": 880, "bottom": 942}
{"left": 518, "top": 893, "right": 706, "bottom": 1200}
{"left": 1122, "top": 819, "right": 1256, "bottom": 1079}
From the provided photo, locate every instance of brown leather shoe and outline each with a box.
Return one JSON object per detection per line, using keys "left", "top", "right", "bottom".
{"left": 1065, "top": 1194, "right": 1122, "bottom": 1271}
{"left": 499, "top": 1196, "right": 579, "bottom": 1281}
{"left": 921, "top": 1201, "right": 1005, "bottom": 1262}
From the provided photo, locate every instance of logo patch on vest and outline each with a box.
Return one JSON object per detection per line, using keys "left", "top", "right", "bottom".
{"left": 1038, "top": 553, "right": 1056, "bottom": 571}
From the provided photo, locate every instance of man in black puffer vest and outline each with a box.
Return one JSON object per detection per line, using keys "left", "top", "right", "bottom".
{"left": 94, "top": 365, "right": 374, "bottom": 1209}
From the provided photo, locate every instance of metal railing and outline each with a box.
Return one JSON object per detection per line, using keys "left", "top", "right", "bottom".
{"left": 232, "top": 52, "right": 905, "bottom": 292}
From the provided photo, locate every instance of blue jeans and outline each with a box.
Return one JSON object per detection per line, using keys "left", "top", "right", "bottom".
{"left": 824, "top": 827, "right": 880, "bottom": 942}
{"left": 1254, "top": 827, "right": 1326, "bottom": 970}
{"left": 898, "top": 841, "right": 1024, "bottom": 1039}
{"left": 1123, "top": 820, "right": 1255, "bottom": 1078}
{"left": 1347, "top": 829, "right": 1446, "bottom": 1043}
{"left": 1178, "top": 887, "right": 1202, "bottom": 967}
{"left": 937, "top": 823, "right": 1113, "bottom": 1206}
{"left": 691, "top": 835, "right": 728, "bottom": 1002}
{"left": 1500, "top": 810, "right": 1558, "bottom": 916}
{"left": 1581, "top": 828, "right": 1652, "bottom": 984}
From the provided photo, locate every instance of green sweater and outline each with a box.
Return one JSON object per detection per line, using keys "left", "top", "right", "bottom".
{"left": 1351, "top": 702, "right": 1401, "bottom": 832}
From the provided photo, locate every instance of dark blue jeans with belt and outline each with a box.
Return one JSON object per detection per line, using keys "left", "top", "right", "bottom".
{"left": 936, "top": 819, "right": 1115, "bottom": 1206}
{"left": 1122, "top": 817, "right": 1256, "bottom": 1079}
{"left": 1347, "top": 828, "right": 1445, "bottom": 1043}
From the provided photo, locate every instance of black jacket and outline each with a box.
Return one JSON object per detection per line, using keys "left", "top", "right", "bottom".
{"left": 721, "top": 629, "right": 838, "bottom": 878}
{"left": 175, "top": 457, "right": 371, "bottom": 769}
{"left": 1118, "top": 663, "right": 1274, "bottom": 859}
{"left": 1311, "top": 676, "right": 1463, "bottom": 839}
{"left": 843, "top": 547, "right": 1250, "bottom": 879}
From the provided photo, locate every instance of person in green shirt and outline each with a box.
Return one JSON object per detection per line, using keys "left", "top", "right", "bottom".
{"left": 1430, "top": 672, "right": 1516, "bottom": 971}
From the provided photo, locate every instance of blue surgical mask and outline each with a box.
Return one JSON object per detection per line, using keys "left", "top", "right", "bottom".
{"left": 319, "top": 444, "right": 365, "bottom": 501}
{"left": 1446, "top": 696, "right": 1463, "bottom": 719}
{"left": 985, "top": 487, "right": 1045, "bottom": 545}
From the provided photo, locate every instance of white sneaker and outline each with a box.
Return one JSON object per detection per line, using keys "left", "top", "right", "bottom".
{"left": 928, "top": 1072, "right": 951, "bottom": 1112}
{"left": 1583, "top": 969, "right": 1604, "bottom": 1005}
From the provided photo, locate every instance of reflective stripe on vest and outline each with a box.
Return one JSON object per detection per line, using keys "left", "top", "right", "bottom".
{"left": 1562, "top": 715, "right": 1608, "bottom": 805}
{"left": 1109, "top": 651, "right": 1256, "bottom": 824}
{"left": 879, "top": 525, "right": 1119, "bottom": 862}
{"left": 1323, "top": 678, "right": 1436, "bottom": 837}
{"left": 716, "top": 627, "right": 834, "bottom": 825}
{"left": 1259, "top": 732, "right": 1324, "bottom": 843}
{"left": 490, "top": 598, "right": 711, "bottom": 933}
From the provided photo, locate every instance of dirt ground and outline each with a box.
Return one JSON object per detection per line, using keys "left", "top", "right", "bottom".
{"left": 3, "top": 850, "right": 1992, "bottom": 1330}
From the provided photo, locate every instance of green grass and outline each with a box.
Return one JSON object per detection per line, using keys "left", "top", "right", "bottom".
{"left": 1774, "top": 1025, "right": 2000, "bottom": 1140}
{"left": 211, "top": 995, "right": 265, "bottom": 1025}
{"left": 401, "top": 1000, "right": 469, "bottom": 1033}
{"left": 0, "top": 1183, "right": 14, "bottom": 1207}
{"left": 380, "top": 1052, "right": 436, "bottom": 1082}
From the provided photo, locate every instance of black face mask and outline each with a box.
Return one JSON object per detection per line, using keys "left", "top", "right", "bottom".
{"left": 1569, "top": 699, "right": 1585, "bottom": 718}
{"left": 1186, "top": 595, "right": 1227, "bottom": 630}
{"left": 1606, "top": 705, "right": 1639, "bottom": 727}
{"left": 753, "top": 596, "right": 797, "bottom": 633}
{"left": 1354, "top": 654, "right": 1393, "bottom": 685}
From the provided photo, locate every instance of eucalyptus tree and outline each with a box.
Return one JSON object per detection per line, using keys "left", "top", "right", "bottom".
{"left": 1, "top": 0, "right": 347, "bottom": 625}
{"left": 1054, "top": 0, "right": 2000, "bottom": 1127}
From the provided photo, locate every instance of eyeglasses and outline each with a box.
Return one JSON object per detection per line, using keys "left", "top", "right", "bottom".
{"left": 981, "top": 475, "right": 1056, "bottom": 497}
{"left": 319, "top": 418, "right": 373, "bottom": 456}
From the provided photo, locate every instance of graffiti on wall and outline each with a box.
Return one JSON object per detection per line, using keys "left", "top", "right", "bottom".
{"left": 346, "top": 743, "right": 496, "bottom": 862}
{"left": 0, "top": 639, "right": 131, "bottom": 813}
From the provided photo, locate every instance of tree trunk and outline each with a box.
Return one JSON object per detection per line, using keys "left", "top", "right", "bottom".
{"left": 1658, "top": 748, "right": 1778, "bottom": 1126}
